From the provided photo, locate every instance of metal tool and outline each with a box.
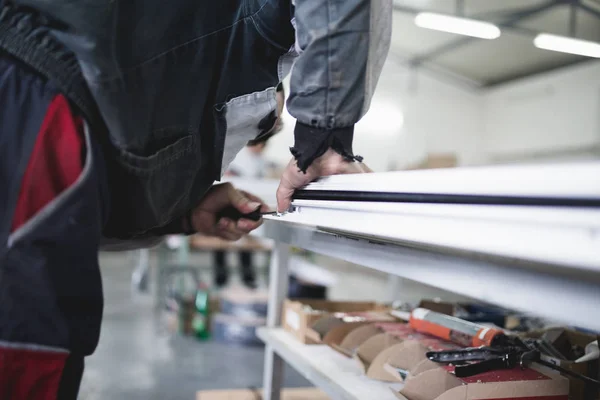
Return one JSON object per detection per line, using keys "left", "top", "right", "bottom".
{"left": 427, "top": 339, "right": 600, "bottom": 387}
{"left": 216, "top": 206, "right": 279, "bottom": 222}
{"left": 412, "top": 308, "right": 600, "bottom": 387}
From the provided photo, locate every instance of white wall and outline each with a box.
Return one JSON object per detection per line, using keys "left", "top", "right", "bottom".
{"left": 482, "top": 60, "right": 600, "bottom": 163}
{"left": 375, "top": 64, "right": 484, "bottom": 169}
{"left": 264, "top": 59, "right": 600, "bottom": 172}
{"left": 265, "top": 61, "right": 485, "bottom": 171}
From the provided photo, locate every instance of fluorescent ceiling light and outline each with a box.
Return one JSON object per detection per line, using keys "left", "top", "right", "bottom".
{"left": 534, "top": 33, "right": 600, "bottom": 58}
{"left": 414, "top": 12, "right": 500, "bottom": 39}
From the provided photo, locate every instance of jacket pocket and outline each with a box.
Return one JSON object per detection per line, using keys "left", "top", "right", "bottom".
{"left": 116, "top": 135, "right": 194, "bottom": 175}
{"left": 213, "top": 87, "right": 278, "bottom": 179}
{"left": 110, "top": 134, "right": 196, "bottom": 233}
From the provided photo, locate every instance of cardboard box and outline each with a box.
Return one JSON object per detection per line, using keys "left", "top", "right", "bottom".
{"left": 354, "top": 333, "right": 404, "bottom": 381}
{"left": 282, "top": 299, "right": 388, "bottom": 344}
{"left": 163, "top": 296, "right": 196, "bottom": 335}
{"left": 196, "top": 388, "right": 329, "bottom": 400}
{"left": 398, "top": 365, "right": 569, "bottom": 400}
{"left": 344, "top": 323, "right": 458, "bottom": 383}
{"left": 334, "top": 323, "right": 392, "bottom": 356}
{"left": 383, "top": 325, "right": 460, "bottom": 383}
{"left": 525, "top": 328, "right": 599, "bottom": 400}
{"left": 307, "top": 311, "right": 396, "bottom": 345}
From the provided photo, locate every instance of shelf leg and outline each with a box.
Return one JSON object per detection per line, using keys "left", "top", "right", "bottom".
{"left": 262, "top": 242, "right": 290, "bottom": 400}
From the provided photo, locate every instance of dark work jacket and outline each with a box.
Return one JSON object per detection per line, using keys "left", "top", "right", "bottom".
{"left": 0, "top": 0, "right": 392, "bottom": 241}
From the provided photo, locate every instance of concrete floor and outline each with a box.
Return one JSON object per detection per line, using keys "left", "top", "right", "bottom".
{"left": 79, "top": 248, "right": 466, "bottom": 400}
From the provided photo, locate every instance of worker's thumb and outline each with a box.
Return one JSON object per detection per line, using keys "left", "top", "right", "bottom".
{"left": 276, "top": 183, "right": 293, "bottom": 214}
{"left": 226, "top": 184, "right": 261, "bottom": 214}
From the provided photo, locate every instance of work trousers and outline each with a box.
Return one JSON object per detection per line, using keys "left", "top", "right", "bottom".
{"left": 0, "top": 52, "right": 107, "bottom": 399}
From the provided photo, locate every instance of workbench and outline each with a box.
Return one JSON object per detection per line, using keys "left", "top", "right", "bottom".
{"left": 258, "top": 162, "right": 600, "bottom": 400}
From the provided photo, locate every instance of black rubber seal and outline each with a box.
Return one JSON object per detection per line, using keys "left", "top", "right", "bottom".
{"left": 293, "top": 190, "right": 600, "bottom": 208}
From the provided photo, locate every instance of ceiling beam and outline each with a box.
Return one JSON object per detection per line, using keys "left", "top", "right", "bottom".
{"left": 385, "top": 52, "right": 483, "bottom": 92}
{"left": 399, "top": 0, "right": 568, "bottom": 66}
{"left": 455, "top": 0, "right": 465, "bottom": 16}
{"left": 391, "top": 2, "right": 546, "bottom": 21}
{"left": 578, "top": 2, "right": 600, "bottom": 19}
{"left": 570, "top": 0, "right": 579, "bottom": 36}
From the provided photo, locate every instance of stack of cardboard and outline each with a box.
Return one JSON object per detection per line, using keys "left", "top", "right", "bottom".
{"left": 279, "top": 299, "right": 597, "bottom": 400}
{"left": 525, "top": 328, "right": 599, "bottom": 400}
{"left": 398, "top": 364, "right": 569, "bottom": 400}
{"left": 322, "top": 320, "right": 572, "bottom": 399}
{"left": 282, "top": 298, "right": 393, "bottom": 344}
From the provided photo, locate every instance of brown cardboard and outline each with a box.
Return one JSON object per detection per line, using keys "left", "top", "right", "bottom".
{"left": 408, "top": 359, "right": 440, "bottom": 377}
{"left": 525, "top": 328, "right": 599, "bottom": 400}
{"left": 398, "top": 368, "right": 462, "bottom": 400}
{"left": 337, "top": 324, "right": 386, "bottom": 355}
{"left": 336, "top": 322, "right": 408, "bottom": 356}
{"left": 354, "top": 333, "right": 403, "bottom": 379}
{"left": 163, "top": 297, "right": 195, "bottom": 335}
{"left": 308, "top": 312, "right": 396, "bottom": 346}
{"left": 333, "top": 322, "right": 458, "bottom": 380}
{"left": 196, "top": 388, "right": 329, "bottom": 400}
{"left": 417, "top": 300, "right": 455, "bottom": 316}
{"left": 281, "top": 299, "right": 387, "bottom": 344}
{"left": 322, "top": 322, "right": 369, "bottom": 350}
{"left": 371, "top": 323, "right": 458, "bottom": 383}
{"left": 309, "top": 315, "right": 346, "bottom": 339}
{"left": 382, "top": 341, "right": 430, "bottom": 382}
{"left": 398, "top": 365, "right": 569, "bottom": 400}
{"left": 363, "top": 342, "right": 409, "bottom": 382}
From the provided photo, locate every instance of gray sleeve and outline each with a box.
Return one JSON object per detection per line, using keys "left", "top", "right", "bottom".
{"left": 286, "top": 0, "right": 392, "bottom": 171}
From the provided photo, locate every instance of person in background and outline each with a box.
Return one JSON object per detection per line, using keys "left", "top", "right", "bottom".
{"left": 215, "top": 84, "right": 285, "bottom": 288}
{"left": 0, "top": 1, "right": 390, "bottom": 398}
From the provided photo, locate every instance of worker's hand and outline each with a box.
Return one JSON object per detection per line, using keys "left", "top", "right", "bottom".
{"left": 277, "top": 149, "right": 372, "bottom": 212}
{"left": 190, "top": 183, "right": 270, "bottom": 241}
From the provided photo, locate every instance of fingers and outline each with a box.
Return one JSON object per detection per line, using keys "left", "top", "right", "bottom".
{"left": 236, "top": 217, "right": 263, "bottom": 232}
{"left": 276, "top": 181, "right": 294, "bottom": 213}
{"left": 215, "top": 218, "right": 243, "bottom": 241}
{"left": 227, "top": 185, "right": 262, "bottom": 214}
{"left": 275, "top": 153, "right": 371, "bottom": 212}
{"left": 240, "top": 190, "right": 271, "bottom": 213}
{"left": 201, "top": 183, "right": 260, "bottom": 214}
{"left": 214, "top": 217, "right": 263, "bottom": 241}
{"left": 192, "top": 183, "right": 267, "bottom": 239}
{"left": 276, "top": 168, "right": 300, "bottom": 213}
{"left": 360, "top": 163, "right": 373, "bottom": 173}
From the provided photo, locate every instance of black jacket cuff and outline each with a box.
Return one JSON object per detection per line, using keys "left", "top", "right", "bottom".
{"left": 291, "top": 122, "right": 360, "bottom": 172}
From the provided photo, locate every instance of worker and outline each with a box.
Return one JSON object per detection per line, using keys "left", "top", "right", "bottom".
{"left": 215, "top": 84, "right": 285, "bottom": 289}
{"left": 0, "top": 1, "right": 391, "bottom": 399}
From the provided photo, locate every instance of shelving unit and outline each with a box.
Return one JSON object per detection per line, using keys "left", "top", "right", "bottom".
{"left": 257, "top": 328, "right": 402, "bottom": 400}
{"left": 258, "top": 163, "right": 600, "bottom": 400}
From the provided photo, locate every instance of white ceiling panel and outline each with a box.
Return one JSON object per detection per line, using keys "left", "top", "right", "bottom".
{"left": 519, "top": 4, "right": 600, "bottom": 40}
{"left": 433, "top": 31, "right": 584, "bottom": 84}
{"left": 390, "top": 0, "right": 600, "bottom": 85}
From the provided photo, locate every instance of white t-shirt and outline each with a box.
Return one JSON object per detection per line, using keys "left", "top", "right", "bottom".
{"left": 227, "top": 147, "right": 268, "bottom": 179}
